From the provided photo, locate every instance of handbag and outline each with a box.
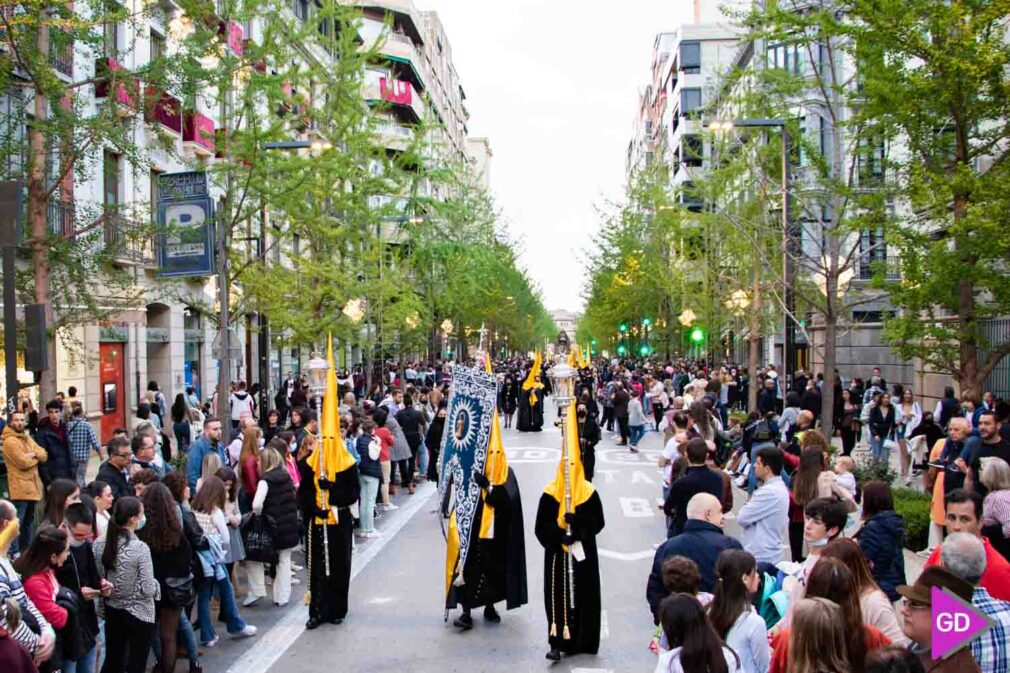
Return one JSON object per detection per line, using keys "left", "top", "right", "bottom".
{"left": 242, "top": 514, "right": 278, "bottom": 564}
{"left": 368, "top": 436, "right": 381, "bottom": 461}
{"left": 163, "top": 574, "right": 196, "bottom": 608}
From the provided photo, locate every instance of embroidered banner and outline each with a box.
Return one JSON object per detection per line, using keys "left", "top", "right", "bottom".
{"left": 439, "top": 364, "right": 497, "bottom": 571}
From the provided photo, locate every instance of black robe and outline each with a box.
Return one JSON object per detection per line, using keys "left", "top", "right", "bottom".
{"left": 576, "top": 417, "right": 602, "bottom": 482}
{"left": 517, "top": 389, "right": 544, "bottom": 432}
{"left": 298, "top": 460, "right": 361, "bottom": 622}
{"left": 446, "top": 468, "right": 528, "bottom": 612}
{"left": 534, "top": 490, "right": 605, "bottom": 655}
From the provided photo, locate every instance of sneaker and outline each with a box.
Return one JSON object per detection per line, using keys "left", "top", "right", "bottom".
{"left": 230, "top": 625, "right": 258, "bottom": 639}
{"left": 290, "top": 577, "right": 301, "bottom": 585}
{"left": 366, "top": 530, "right": 384, "bottom": 539}
{"left": 629, "top": 446, "right": 639, "bottom": 453}
{"left": 241, "top": 595, "right": 260, "bottom": 608}
{"left": 384, "top": 502, "right": 399, "bottom": 511}
{"left": 200, "top": 637, "right": 219, "bottom": 648}
{"left": 290, "top": 562, "right": 304, "bottom": 571}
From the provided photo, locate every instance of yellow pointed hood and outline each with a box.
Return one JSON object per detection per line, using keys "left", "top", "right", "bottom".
{"left": 479, "top": 353, "right": 509, "bottom": 539}
{"left": 521, "top": 350, "right": 544, "bottom": 406}
{"left": 544, "top": 404, "right": 595, "bottom": 530}
{"left": 310, "top": 334, "right": 356, "bottom": 524}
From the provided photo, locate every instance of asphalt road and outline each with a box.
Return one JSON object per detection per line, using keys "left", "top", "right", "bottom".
{"left": 195, "top": 407, "right": 685, "bottom": 673}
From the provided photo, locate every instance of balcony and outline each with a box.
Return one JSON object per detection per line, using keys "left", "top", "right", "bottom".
{"left": 95, "top": 57, "right": 139, "bottom": 112}
{"left": 49, "top": 31, "right": 73, "bottom": 76}
{"left": 364, "top": 72, "right": 424, "bottom": 124}
{"left": 182, "top": 111, "right": 215, "bottom": 155}
{"left": 219, "top": 20, "right": 243, "bottom": 55}
{"left": 144, "top": 87, "right": 182, "bottom": 134}
{"left": 100, "top": 212, "right": 148, "bottom": 264}
{"left": 856, "top": 254, "right": 901, "bottom": 281}
{"left": 47, "top": 199, "right": 75, "bottom": 237}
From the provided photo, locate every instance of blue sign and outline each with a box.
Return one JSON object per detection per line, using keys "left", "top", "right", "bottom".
{"left": 156, "top": 171, "right": 215, "bottom": 277}
{"left": 439, "top": 365, "right": 497, "bottom": 572}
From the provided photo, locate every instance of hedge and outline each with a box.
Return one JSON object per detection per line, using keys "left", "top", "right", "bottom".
{"left": 892, "top": 487, "right": 932, "bottom": 552}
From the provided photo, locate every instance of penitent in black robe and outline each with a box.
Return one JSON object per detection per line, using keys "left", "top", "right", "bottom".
{"left": 517, "top": 390, "right": 544, "bottom": 432}
{"left": 446, "top": 468, "right": 528, "bottom": 612}
{"left": 297, "top": 459, "right": 361, "bottom": 623}
{"left": 534, "top": 490, "right": 605, "bottom": 655}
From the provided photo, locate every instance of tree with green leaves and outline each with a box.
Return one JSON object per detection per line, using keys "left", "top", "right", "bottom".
{"left": 848, "top": 0, "right": 1010, "bottom": 396}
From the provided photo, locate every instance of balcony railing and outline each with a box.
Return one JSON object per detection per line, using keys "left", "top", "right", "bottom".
{"left": 101, "top": 212, "right": 148, "bottom": 263}
{"left": 144, "top": 87, "right": 182, "bottom": 134}
{"left": 857, "top": 253, "right": 901, "bottom": 280}
{"left": 95, "top": 57, "right": 139, "bottom": 109}
{"left": 49, "top": 32, "right": 73, "bottom": 76}
{"left": 47, "top": 199, "right": 75, "bottom": 237}
{"left": 182, "top": 111, "right": 215, "bottom": 154}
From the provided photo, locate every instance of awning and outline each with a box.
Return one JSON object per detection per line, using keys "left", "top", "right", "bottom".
{"left": 384, "top": 54, "right": 425, "bottom": 93}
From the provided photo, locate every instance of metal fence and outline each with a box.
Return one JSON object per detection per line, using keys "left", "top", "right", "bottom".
{"left": 982, "top": 318, "right": 1010, "bottom": 399}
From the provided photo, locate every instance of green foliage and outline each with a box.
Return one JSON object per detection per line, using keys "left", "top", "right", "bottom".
{"left": 892, "top": 487, "right": 932, "bottom": 552}
{"left": 854, "top": 456, "right": 898, "bottom": 487}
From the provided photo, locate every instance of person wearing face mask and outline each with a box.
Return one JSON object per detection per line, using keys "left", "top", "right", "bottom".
{"left": 576, "top": 402, "right": 601, "bottom": 482}
{"left": 0, "top": 499, "right": 56, "bottom": 665}
{"left": 93, "top": 496, "right": 160, "bottom": 673}
{"left": 425, "top": 404, "right": 447, "bottom": 483}
{"left": 56, "top": 503, "right": 107, "bottom": 673}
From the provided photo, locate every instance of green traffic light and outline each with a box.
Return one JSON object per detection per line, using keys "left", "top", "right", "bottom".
{"left": 639, "top": 344, "right": 651, "bottom": 356}
{"left": 590, "top": 338, "right": 597, "bottom": 345}
{"left": 616, "top": 344, "right": 627, "bottom": 356}
{"left": 618, "top": 323, "right": 629, "bottom": 333}
{"left": 690, "top": 327, "right": 705, "bottom": 344}
{"left": 643, "top": 318, "right": 652, "bottom": 327}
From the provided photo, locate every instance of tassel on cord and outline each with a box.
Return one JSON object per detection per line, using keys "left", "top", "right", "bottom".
{"left": 562, "top": 550, "right": 571, "bottom": 641}
{"left": 304, "top": 521, "right": 313, "bottom": 606}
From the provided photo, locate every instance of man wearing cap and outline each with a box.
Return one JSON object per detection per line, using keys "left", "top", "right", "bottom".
{"left": 939, "top": 533, "right": 1010, "bottom": 673}
{"left": 897, "top": 566, "right": 981, "bottom": 673}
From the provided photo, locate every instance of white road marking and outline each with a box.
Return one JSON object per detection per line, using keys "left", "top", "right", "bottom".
{"left": 572, "top": 668, "right": 613, "bottom": 673}
{"left": 600, "top": 609, "right": 609, "bottom": 640}
{"left": 618, "top": 497, "right": 655, "bottom": 518}
{"left": 631, "top": 470, "right": 655, "bottom": 484}
{"left": 504, "top": 447, "right": 561, "bottom": 463}
{"left": 226, "top": 481, "right": 437, "bottom": 673}
{"left": 598, "top": 548, "right": 656, "bottom": 561}
{"left": 595, "top": 468, "right": 618, "bottom": 483}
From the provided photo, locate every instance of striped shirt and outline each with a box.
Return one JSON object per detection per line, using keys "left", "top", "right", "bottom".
{"left": 982, "top": 490, "right": 1010, "bottom": 538}
{"left": 93, "top": 532, "right": 160, "bottom": 623}
{"left": 67, "top": 417, "right": 100, "bottom": 465}
{"left": 971, "top": 586, "right": 1010, "bottom": 673}
{"left": 0, "top": 556, "right": 52, "bottom": 656}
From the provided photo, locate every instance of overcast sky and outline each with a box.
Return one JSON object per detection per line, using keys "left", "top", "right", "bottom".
{"left": 423, "top": 1, "right": 692, "bottom": 313}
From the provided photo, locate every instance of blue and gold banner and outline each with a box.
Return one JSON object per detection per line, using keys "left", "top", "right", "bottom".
{"left": 439, "top": 364, "right": 497, "bottom": 575}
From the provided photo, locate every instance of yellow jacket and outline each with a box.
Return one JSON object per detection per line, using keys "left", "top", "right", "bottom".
{"left": 2, "top": 424, "right": 47, "bottom": 501}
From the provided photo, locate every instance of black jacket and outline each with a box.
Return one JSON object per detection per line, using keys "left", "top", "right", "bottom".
{"left": 261, "top": 468, "right": 300, "bottom": 549}
{"left": 34, "top": 420, "right": 75, "bottom": 483}
{"left": 663, "top": 466, "right": 725, "bottom": 537}
{"left": 647, "top": 520, "right": 743, "bottom": 621}
{"left": 54, "top": 541, "right": 100, "bottom": 652}
{"left": 856, "top": 510, "right": 906, "bottom": 602}
{"left": 97, "top": 460, "right": 132, "bottom": 500}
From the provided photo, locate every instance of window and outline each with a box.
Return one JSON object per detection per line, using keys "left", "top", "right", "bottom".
{"left": 293, "top": 0, "right": 309, "bottom": 21}
{"left": 819, "top": 116, "right": 832, "bottom": 165}
{"left": 150, "top": 30, "right": 165, "bottom": 63}
{"left": 680, "top": 42, "right": 701, "bottom": 74}
{"left": 683, "top": 135, "right": 703, "bottom": 167}
{"left": 103, "top": 151, "right": 120, "bottom": 213}
{"left": 104, "top": 19, "right": 119, "bottom": 57}
{"left": 150, "top": 169, "right": 161, "bottom": 223}
{"left": 858, "top": 227, "right": 886, "bottom": 279}
{"left": 680, "top": 88, "right": 702, "bottom": 117}
{"left": 858, "top": 136, "right": 885, "bottom": 185}
{"left": 766, "top": 43, "right": 803, "bottom": 74}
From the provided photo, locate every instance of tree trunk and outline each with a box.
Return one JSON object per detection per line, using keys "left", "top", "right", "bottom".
{"left": 953, "top": 197, "right": 982, "bottom": 398}
{"left": 747, "top": 271, "right": 761, "bottom": 413}
{"left": 821, "top": 312, "right": 837, "bottom": 439}
{"left": 30, "top": 23, "right": 55, "bottom": 402}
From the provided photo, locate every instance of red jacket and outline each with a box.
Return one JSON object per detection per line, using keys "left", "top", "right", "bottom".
{"left": 23, "top": 569, "right": 67, "bottom": 629}
{"left": 925, "top": 536, "right": 1010, "bottom": 601}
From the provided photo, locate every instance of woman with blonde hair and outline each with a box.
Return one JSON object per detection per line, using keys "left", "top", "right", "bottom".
{"left": 246, "top": 447, "right": 300, "bottom": 607}
{"left": 785, "top": 598, "right": 850, "bottom": 673}
{"left": 238, "top": 426, "right": 263, "bottom": 510}
{"left": 197, "top": 451, "right": 222, "bottom": 493}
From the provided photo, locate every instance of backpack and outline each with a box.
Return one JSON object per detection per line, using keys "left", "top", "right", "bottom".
{"left": 752, "top": 419, "right": 774, "bottom": 442}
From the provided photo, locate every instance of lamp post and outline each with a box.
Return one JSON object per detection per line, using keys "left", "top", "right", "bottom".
{"left": 705, "top": 117, "right": 795, "bottom": 387}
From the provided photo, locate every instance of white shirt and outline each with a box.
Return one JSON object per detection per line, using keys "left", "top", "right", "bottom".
{"left": 654, "top": 646, "right": 740, "bottom": 673}
{"left": 725, "top": 608, "right": 770, "bottom": 673}
{"left": 661, "top": 436, "right": 682, "bottom": 484}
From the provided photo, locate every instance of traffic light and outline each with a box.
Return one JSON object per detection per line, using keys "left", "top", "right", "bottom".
{"left": 639, "top": 344, "right": 651, "bottom": 356}
{"left": 618, "top": 322, "right": 629, "bottom": 333}
{"left": 689, "top": 327, "right": 705, "bottom": 344}
{"left": 590, "top": 338, "right": 597, "bottom": 346}
{"left": 616, "top": 344, "right": 627, "bottom": 356}
{"left": 643, "top": 317, "right": 652, "bottom": 327}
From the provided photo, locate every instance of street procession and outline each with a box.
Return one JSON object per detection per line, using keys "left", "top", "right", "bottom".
{"left": 2, "top": 0, "right": 1010, "bottom": 672}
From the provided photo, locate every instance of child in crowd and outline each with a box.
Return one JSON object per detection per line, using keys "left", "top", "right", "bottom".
{"left": 649, "top": 556, "right": 713, "bottom": 654}
{"left": 833, "top": 456, "right": 857, "bottom": 498}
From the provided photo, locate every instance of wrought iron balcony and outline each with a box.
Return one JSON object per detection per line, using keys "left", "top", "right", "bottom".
{"left": 49, "top": 31, "right": 73, "bottom": 76}
{"left": 857, "top": 253, "right": 901, "bottom": 281}
{"left": 101, "top": 212, "right": 149, "bottom": 263}
{"left": 47, "top": 199, "right": 74, "bottom": 237}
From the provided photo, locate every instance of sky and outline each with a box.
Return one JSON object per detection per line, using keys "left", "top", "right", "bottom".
{"left": 422, "top": 0, "right": 692, "bottom": 313}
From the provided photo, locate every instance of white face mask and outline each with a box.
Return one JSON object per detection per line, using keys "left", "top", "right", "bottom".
{"left": 808, "top": 536, "right": 829, "bottom": 549}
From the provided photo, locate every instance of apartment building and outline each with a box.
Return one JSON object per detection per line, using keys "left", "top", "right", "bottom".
{"left": 1, "top": 1, "right": 483, "bottom": 440}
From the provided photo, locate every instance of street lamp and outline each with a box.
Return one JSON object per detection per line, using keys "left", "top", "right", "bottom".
{"left": 306, "top": 351, "right": 329, "bottom": 401}
{"left": 705, "top": 117, "right": 795, "bottom": 385}
{"left": 725, "top": 289, "right": 751, "bottom": 317}
{"left": 678, "top": 308, "right": 697, "bottom": 327}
